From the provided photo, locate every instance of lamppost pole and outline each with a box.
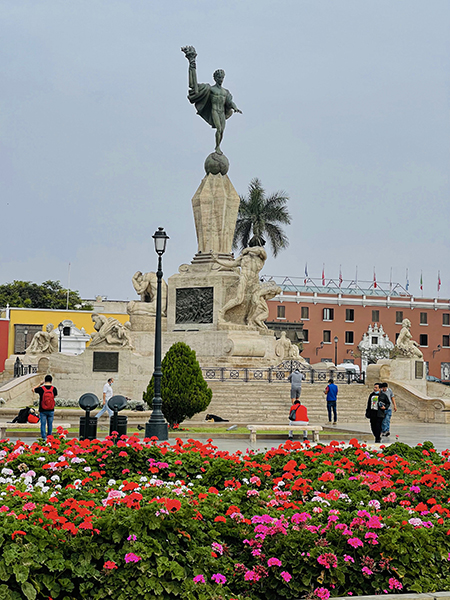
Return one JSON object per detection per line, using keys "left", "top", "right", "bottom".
{"left": 145, "top": 227, "right": 169, "bottom": 441}
{"left": 334, "top": 336, "right": 338, "bottom": 366}
{"left": 58, "top": 322, "right": 63, "bottom": 352}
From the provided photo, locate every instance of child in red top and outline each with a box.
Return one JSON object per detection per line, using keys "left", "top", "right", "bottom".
{"left": 288, "top": 400, "right": 309, "bottom": 441}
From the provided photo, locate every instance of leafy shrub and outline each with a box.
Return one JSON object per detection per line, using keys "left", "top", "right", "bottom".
{"left": 143, "top": 342, "right": 212, "bottom": 427}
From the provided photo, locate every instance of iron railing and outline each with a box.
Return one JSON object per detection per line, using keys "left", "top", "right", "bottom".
{"left": 201, "top": 360, "right": 365, "bottom": 385}
{"left": 13, "top": 360, "right": 38, "bottom": 378}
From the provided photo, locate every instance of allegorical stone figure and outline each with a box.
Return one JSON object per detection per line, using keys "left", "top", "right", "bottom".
{"left": 251, "top": 281, "right": 282, "bottom": 331}
{"left": 26, "top": 323, "right": 59, "bottom": 355}
{"left": 181, "top": 45, "right": 242, "bottom": 154}
{"left": 214, "top": 244, "right": 267, "bottom": 329}
{"left": 395, "top": 318, "right": 423, "bottom": 359}
{"left": 90, "top": 313, "right": 133, "bottom": 349}
{"left": 127, "top": 271, "right": 168, "bottom": 317}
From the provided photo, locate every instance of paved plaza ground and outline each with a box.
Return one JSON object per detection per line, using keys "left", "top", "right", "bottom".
{"left": 4, "top": 419, "right": 450, "bottom": 453}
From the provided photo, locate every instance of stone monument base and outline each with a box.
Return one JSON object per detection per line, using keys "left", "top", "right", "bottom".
{"left": 370, "top": 357, "right": 427, "bottom": 394}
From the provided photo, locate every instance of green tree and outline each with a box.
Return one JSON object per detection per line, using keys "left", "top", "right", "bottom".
{"left": 233, "top": 177, "right": 292, "bottom": 257}
{"left": 0, "top": 280, "right": 92, "bottom": 310}
{"left": 143, "top": 342, "right": 212, "bottom": 427}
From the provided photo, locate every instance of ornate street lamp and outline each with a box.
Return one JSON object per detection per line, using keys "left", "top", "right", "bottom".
{"left": 58, "top": 322, "right": 64, "bottom": 352}
{"left": 334, "top": 336, "right": 339, "bottom": 366}
{"left": 145, "top": 227, "right": 169, "bottom": 441}
{"left": 23, "top": 328, "right": 28, "bottom": 354}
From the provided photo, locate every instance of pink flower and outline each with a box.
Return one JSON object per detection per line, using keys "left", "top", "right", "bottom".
{"left": 212, "top": 542, "right": 224, "bottom": 555}
{"left": 364, "top": 532, "right": 379, "bottom": 544}
{"left": 22, "top": 502, "right": 36, "bottom": 511}
{"left": 344, "top": 555, "right": 355, "bottom": 563}
{"left": 127, "top": 534, "right": 137, "bottom": 541}
{"left": 388, "top": 578, "right": 403, "bottom": 590}
{"left": 193, "top": 574, "right": 205, "bottom": 584}
{"left": 267, "top": 557, "right": 282, "bottom": 567}
{"left": 317, "top": 553, "right": 337, "bottom": 569}
{"left": 347, "top": 537, "right": 363, "bottom": 548}
{"left": 281, "top": 571, "right": 292, "bottom": 583}
{"left": 245, "top": 570, "right": 260, "bottom": 582}
{"left": 314, "top": 587, "right": 331, "bottom": 600}
{"left": 211, "top": 573, "right": 227, "bottom": 585}
{"left": 362, "top": 566, "right": 373, "bottom": 576}
{"left": 124, "top": 553, "right": 141, "bottom": 563}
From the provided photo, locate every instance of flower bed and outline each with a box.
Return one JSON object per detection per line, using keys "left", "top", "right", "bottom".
{"left": 1, "top": 432, "right": 450, "bottom": 599}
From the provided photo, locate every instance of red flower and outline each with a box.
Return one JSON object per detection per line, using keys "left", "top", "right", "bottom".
{"left": 11, "top": 530, "right": 26, "bottom": 540}
{"left": 103, "top": 561, "right": 117, "bottom": 570}
{"left": 214, "top": 516, "right": 226, "bottom": 522}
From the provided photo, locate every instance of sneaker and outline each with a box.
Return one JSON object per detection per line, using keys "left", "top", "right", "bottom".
{"left": 328, "top": 421, "right": 332, "bottom": 425}
{"left": 303, "top": 437, "right": 308, "bottom": 442}
{"left": 333, "top": 421, "right": 337, "bottom": 425}
{"left": 288, "top": 434, "right": 293, "bottom": 439}
{"left": 384, "top": 431, "right": 390, "bottom": 437}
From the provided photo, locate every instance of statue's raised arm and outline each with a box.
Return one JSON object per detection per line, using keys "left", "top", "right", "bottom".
{"left": 181, "top": 45, "right": 242, "bottom": 155}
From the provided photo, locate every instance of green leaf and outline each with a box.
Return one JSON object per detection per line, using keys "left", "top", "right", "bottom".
{"left": 20, "top": 582, "right": 36, "bottom": 600}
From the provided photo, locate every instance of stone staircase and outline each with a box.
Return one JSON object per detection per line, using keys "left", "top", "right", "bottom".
{"left": 195, "top": 381, "right": 418, "bottom": 424}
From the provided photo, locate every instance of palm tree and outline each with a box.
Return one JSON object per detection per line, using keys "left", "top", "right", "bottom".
{"left": 233, "top": 178, "right": 291, "bottom": 257}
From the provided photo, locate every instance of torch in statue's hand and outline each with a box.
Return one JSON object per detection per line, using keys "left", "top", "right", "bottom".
{"left": 181, "top": 45, "right": 197, "bottom": 67}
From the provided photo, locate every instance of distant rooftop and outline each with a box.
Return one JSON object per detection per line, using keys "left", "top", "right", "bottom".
{"left": 260, "top": 276, "right": 410, "bottom": 298}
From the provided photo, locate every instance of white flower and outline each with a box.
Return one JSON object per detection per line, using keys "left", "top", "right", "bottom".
{"left": 1, "top": 468, "right": 13, "bottom": 476}
{"left": 83, "top": 467, "right": 91, "bottom": 472}
{"left": 196, "top": 475, "right": 203, "bottom": 479}
{"left": 50, "top": 475, "right": 60, "bottom": 482}
{"left": 107, "top": 479, "right": 116, "bottom": 486}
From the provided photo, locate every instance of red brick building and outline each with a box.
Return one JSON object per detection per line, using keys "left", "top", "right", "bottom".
{"left": 267, "top": 277, "right": 450, "bottom": 379}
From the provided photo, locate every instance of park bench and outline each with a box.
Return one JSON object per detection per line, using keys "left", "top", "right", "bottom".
{"left": 0, "top": 422, "right": 72, "bottom": 439}
{"left": 246, "top": 424, "right": 323, "bottom": 444}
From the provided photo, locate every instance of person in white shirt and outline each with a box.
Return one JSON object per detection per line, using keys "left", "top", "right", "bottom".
{"left": 96, "top": 378, "right": 114, "bottom": 419}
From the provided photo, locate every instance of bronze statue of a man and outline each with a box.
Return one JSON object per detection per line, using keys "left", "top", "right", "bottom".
{"left": 181, "top": 46, "right": 242, "bottom": 154}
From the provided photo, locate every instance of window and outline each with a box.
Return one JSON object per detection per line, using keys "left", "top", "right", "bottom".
{"left": 323, "top": 308, "right": 334, "bottom": 321}
{"left": 321, "top": 358, "right": 332, "bottom": 363}
{"left": 372, "top": 310, "right": 379, "bottom": 322}
{"left": 371, "top": 336, "right": 378, "bottom": 345}
{"left": 343, "top": 359, "right": 355, "bottom": 364}
{"left": 395, "top": 332, "right": 400, "bottom": 342}
{"left": 419, "top": 334, "right": 428, "bottom": 347}
{"left": 301, "top": 306, "right": 309, "bottom": 320}
{"left": 303, "top": 357, "right": 310, "bottom": 364}
{"left": 277, "top": 305, "right": 285, "bottom": 319}
{"left": 345, "top": 308, "right": 354, "bottom": 322}
{"left": 420, "top": 312, "right": 428, "bottom": 325}
{"left": 345, "top": 331, "right": 354, "bottom": 344}
{"left": 323, "top": 330, "right": 331, "bottom": 343}
{"left": 63, "top": 326, "right": 71, "bottom": 336}
{"left": 443, "top": 313, "right": 450, "bottom": 326}
{"left": 303, "top": 329, "right": 309, "bottom": 342}
{"left": 443, "top": 335, "right": 450, "bottom": 348}
{"left": 14, "top": 324, "right": 43, "bottom": 354}
{"left": 395, "top": 311, "right": 403, "bottom": 324}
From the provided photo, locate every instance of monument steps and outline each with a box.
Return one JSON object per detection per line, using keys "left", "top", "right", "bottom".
{"left": 197, "top": 382, "right": 418, "bottom": 423}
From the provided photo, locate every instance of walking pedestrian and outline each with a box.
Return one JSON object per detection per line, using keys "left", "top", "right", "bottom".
{"left": 32, "top": 374, "right": 57, "bottom": 441}
{"left": 380, "top": 382, "right": 397, "bottom": 438}
{"left": 365, "top": 382, "right": 390, "bottom": 443}
{"left": 288, "top": 400, "right": 309, "bottom": 441}
{"left": 323, "top": 378, "right": 338, "bottom": 425}
{"left": 96, "top": 378, "right": 114, "bottom": 420}
{"left": 288, "top": 368, "right": 306, "bottom": 400}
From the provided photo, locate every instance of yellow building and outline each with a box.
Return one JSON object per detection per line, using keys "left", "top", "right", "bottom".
{"left": 1, "top": 302, "right": 129, "bottom": 358}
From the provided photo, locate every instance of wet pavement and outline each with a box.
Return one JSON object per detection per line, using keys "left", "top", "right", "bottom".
{"left": 4, "top": 420, "right": 450, "bottom": 454}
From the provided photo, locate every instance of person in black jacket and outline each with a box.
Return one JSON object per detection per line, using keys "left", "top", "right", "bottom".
{"left": 365, "top": 382, "right": 390, "bottom": 443}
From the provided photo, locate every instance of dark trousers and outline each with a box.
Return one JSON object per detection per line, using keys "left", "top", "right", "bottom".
{"left": 369, "top": 415, "right": 384, "bottom": 442}
{"left": 327, "top": 401, "right": 337, "bottom": 422}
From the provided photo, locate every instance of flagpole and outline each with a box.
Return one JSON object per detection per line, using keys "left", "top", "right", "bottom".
{"left": 66, "top": 262, "right": 71, "bottom": 310}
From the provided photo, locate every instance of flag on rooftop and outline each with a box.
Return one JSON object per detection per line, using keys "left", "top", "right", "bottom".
{"left": 339, "top": 265, "right": 343, "bottom": 288}
{"left": 406, "top": 268, "right": 409, "bottom": 292}
{"left": 373, "top": 267, "right": 377, "bottom": 289}
{"left": 322, "top": 264, "right": 325, "bottom": 286}
{"left": 438, "top": 271, "right": 441, "bottom": 293}
{"left": 420, "top": 271, "right": 423, "bottom": 291}
{"left": 304, "top": 263, "right": 308, "bottom": 285}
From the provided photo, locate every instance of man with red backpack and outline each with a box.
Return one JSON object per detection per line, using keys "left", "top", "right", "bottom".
{"left": 33, "top": 375, "right": 57, "bottom": 441}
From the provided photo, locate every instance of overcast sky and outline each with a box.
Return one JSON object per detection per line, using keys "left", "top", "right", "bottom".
{"left": 1, "top": 0, "right": 449, "bottom": 301}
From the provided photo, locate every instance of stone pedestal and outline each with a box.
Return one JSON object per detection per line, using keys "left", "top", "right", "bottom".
{"left": 368, "top": 357, "right": 427, "bottom": 394}
{"left": 191, "top": 173, "right": 240, "bottom": 257}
